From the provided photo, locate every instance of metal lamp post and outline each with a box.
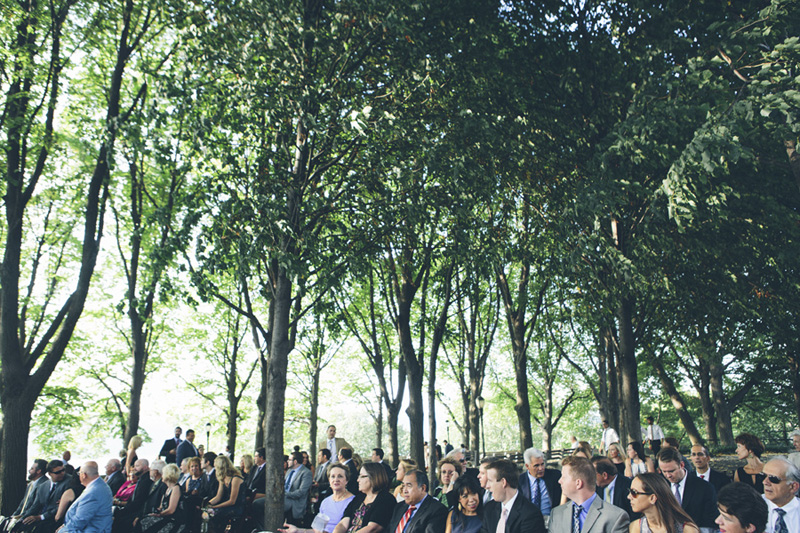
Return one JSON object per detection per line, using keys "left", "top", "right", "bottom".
{"left": 477, "top": 396, "right": 486, "bottom": 460}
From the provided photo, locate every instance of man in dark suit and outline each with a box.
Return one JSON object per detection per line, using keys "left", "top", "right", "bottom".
{"left": 104, "top": 459, "right": 125, "bottom": 497}
{"left": 388, "top": 469, "right": 447, "bottom": 533}
{"left": 592, "top": 457, "right": 637, "bottom": 520}
{"left": 158, "top": 427, "right": 182, "bottom": 464}
{"left": 482, "top": 458, "right": 545, "bottom": 533}
{"left": 657, "top": 448, "right": 718, "bottom": 529}
{"left": 372, "top": 448, "right": 395, "bottom": 483}
{"left": 549, "top": 456, "right": 629, "bottom": 533}
{"left": 18, "top": 460, "right": 69, "bottom": 533}
{"left": 248, "top": 448, "right": 267, "bottom": 498}
{"left": 518, "top": 447, "right": 562, "bottom": 522}
{"left": 175, "top": 429, "right": 199, "bottom": 467}
{"left": 339, "top": 448, "right": 359, "bottom": 495}
{"left": 689, "top": 444, "right": 731, "bottom": 495}
{"left": 202, "top": 452, "right": 219, "bottom": 500}
{"left": 111, "top": 459, "right": 153, "bottom": 533}
{"left": 143, "top": 461, "right": 168, "bottom": 515}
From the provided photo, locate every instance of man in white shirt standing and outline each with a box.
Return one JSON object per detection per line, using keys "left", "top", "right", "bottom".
{"left": 599, "top": 421, "right": 619, "bottom": 454}
{"left": 644, "top": 416, "right": 665, "bottom": 455}
{"left": 762, "top": 457, "right": 800, "bottom": 533}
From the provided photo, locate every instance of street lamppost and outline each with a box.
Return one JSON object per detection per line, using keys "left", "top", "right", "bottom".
{"left": 446, "top": 419, "right": 450, "bottom": 443}
{"left": 205, "top": 423, "right": 211, "bottom": 451}
{"left": 477, "top": 396, "right": 486, "bottom": 460}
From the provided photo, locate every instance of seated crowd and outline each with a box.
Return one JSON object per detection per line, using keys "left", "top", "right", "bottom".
{"left": 2, "top": 425, "right": 799, "bottom": 533}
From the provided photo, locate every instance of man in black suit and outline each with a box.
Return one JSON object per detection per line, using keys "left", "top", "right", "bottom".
{"left": 143, "top": 461, "right": 168, "bottom": 515}
{"left": 657, "top": 447, "right": 718, "bottom": 529}
{"left": 372, "top": 448, "right": 395, "bottom": 483}
{"left": 158, "top": 427, "right": 182, "bottom": 464}
{"left": 338, "top": 448, "right": 359, "bottom": 495}
{"left": 518, "top": 447, "right": 562, "bottom": 522}
{"left": 111, "top": 459, "right": 153, "bottom": 533}
{"left": 689, "top": 444, "right": 731, "bottom": 495}
{"left": 248, "top": 448, "right": 267, "bottom": 498}
{"left": 388, "top": 469, "right": 447, "bottom": 533}
{"left": 482, "top": 459, "right": 545, "bottom": 533}
{"left": 104, "top": 459, "right": 125, "bottom": 497}
{"left": 202, "top": 452, "right": 219, "bottom": 500}
{"left": 176, "top": 429, "right": 199, "bottom": 467}
{"left": 592, "top": 457, "right": 636, "bottom": 520}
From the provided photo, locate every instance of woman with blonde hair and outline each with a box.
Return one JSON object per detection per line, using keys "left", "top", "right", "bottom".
{"left": 239, "top": 454, "right": 254, "bottom": 478}
{"left": 392, "top": 458, "right": 418, "bottom": 501}
{"left": 140, "top": 464, "right": 185, "bottom": 533}
{"left": 208, "top": 456, "right": 245, "bottom": 532}
{"left": 607, "top": 442, "right": 628, "bottom": 477}
{"left": 125, "top": 435, "right": 143, "bottom": 473}
{"left": 628, "top": 473, "right": 698, "bottom": 533}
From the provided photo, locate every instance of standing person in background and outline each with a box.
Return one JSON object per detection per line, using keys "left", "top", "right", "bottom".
{"left": 175, "top": 429, "right": 198, "bottom": 468}
{"left": 124, "top": 436, "right": 143, "bottom": 474}
{"left": 158, "top": 427, "right": 182, "bottom": 464}
{"left": 600, "top": 421, "right": 620, "bottom": 454}
{"left": 318, "top": 426, "right": 351, "bottom": 463}
{"left": 644, "top": 417, "right": 665, "bottom": 455}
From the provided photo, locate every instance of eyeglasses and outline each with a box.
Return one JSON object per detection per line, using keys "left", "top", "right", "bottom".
{"left": 767, "top": 475, "right": 785, "bottom": 484}
{"left": 50, "top": 469, "right": 65, "bottom": 475}
{"left": 629, "top": 488, "right": 652, "bottom": 497}
{"left": 689, "top": 452, "right": 707, "bottom": 457}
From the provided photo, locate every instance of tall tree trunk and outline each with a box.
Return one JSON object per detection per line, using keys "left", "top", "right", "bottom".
{"left": 697, "top": 359, "right": 718, "bottom": 445}
{"left": 309, "top": 361, "right": 321, "bottom": 463}
{"left": 262, "top": 267, "right": 293, "bottom": 531}
{"left": 604, "top": 326, "right": 621, "bottom": 433}
{"left": 651, "top": 355, "right": 703, "bottom": 445}
{"left": 617, "top": 297, "right": 642, "bottom": 444}
{"left": 386, "top": 397, "right": 402, "bottom": 467}
{"left": 709, "top": 358, "right": 734, "bottom": 446}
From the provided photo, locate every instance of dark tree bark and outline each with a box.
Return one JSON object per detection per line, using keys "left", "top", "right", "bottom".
{"left": 651, "top": 354, "right": 703, "bottom": 445}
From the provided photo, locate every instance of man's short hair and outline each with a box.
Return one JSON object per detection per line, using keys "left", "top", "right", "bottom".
{"left": 592, "top": 457, "right": 617, "bottom": 478}
{"left": 319, "top": 448, "right": 331, "bottom": 461}
{"left": 664, "top": 437, "right": 680, "bottom": 448}
{"left": 151, "top": 460, "right": 166, "bottom": 473}
{"left": 256, "top": 447, "right": 266, "bottom": 458}
{"left": 717, "top": 483, "right": 768, "bottom": 533}
{"left": 487, "top": 459, "right": 520, "bottom": 489}
{"left": 693, "top": 444, "right": 711, "bottom": 457}
{"left": 404, "top": 469, "right": 429, "bottom": 491}
{"left": 203, "top": 452, "right": 217, "bottom": 465}
{"left": 339, "top": 447, "right": 353, "bottom": 460}
{"left": 373, "top": 448, "right": 384, "bottom": 459}
{"left": 186, "top": 429, "right": 195, "bottom": 436}
{"left": 33, "top": 459, "right": 47, "bottom": 474}
{"left": 789, "top": 430, "right": 800, "bottom": 439}
{"left": 562, "top": 455, "right": 597, "bottom": 489}
{"left": 46, "top": 460, "right": 64, "bottom": 473}
{"left": 446, "top": 447, "right": 466, "bottom": 459}
{"left": 291, "top": 451, "right": 304, "bottom": 464}
{"left": 656, "top": 447, "right": 683, "bottom": 466}
{"left": 523, "top": 447, "right": 545, "bottom": 464}
{"left": 768, "top": 457, "right": 800, "bottom": 485}
{"left": 646, "top": 416, "right": 654, "bottom": 423}
{"left": 480, "top": 456, "right": 499, "bottom": 466}
{"left": 82, "top": 462, "right": 99, "bottom": 477}
{"left": 327, "top": 425, "right": 336, "bottom": 431}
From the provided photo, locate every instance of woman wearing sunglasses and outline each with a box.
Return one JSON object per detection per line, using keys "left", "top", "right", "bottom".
{"left": 627, "top": 473, "right": 698, "bottom": 533}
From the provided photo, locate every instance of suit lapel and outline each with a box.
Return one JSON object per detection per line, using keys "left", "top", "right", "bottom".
{"left": 406, "top": 496, "right": 429, "bottom": 533}
{"left": 681, "top": 476, "right": 694, "bottom": 511}
{"left": 583, "top": 497, "right": 602, "bottom": 533}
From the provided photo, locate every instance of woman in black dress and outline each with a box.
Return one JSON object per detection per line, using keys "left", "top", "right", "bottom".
{"left": 333, "top": 462, "right": 395, "bottom": 533}
{"left": 733, "top": 433, "right": 766, "bottom": 494}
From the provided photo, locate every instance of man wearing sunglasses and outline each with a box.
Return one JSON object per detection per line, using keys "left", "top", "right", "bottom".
{"left": 762, "top": 457, "right": 800, "bottom": 533}
{"left": 18, "top": 461, "right": 69, "bottom": 533}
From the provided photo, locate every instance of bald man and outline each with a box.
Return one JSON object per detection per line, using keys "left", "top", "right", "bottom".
{"left": 60, "top": 462, "right": 113, "bottom": 533}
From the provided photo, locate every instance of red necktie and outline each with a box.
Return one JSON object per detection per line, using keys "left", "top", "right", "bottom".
{"left": 395, "top": 505, "right": 416, "bottom": 533}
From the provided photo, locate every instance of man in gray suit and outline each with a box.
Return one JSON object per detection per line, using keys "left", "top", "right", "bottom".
{"left": 0, "top": 460, "right": 49, "bottom": 533}
{"left": 284, "top": 452, "right": 312, "bottom": 526}
{"left": 548, "top": 456, "right": 629, "bottom": 533}
{"left": 19, "top": 460, "right": 69, "bottom": 533}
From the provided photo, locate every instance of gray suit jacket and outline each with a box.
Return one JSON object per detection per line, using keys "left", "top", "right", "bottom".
{"left": 15, "top": 477, "right": 49, "bottom": 518}
{"left": 284, "top": 465, "right": 312, "bottom": 520}
{"left": 548, "top": 495, "right": 629, "bottom": 533}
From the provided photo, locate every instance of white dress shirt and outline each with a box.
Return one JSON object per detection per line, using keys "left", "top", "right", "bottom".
{"left": 764, "top": 495, "right": 800, "bottom": 533}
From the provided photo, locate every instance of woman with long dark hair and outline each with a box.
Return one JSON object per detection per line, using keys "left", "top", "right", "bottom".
{"left": 625, "top": 441, "right": 655, "bottom": 478}
{"left": 628, "top": 473, "right": 698, "bottom": 533}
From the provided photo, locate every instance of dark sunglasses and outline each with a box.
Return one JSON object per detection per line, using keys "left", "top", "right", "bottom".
{"left": 767, "top": 475, "right": 785, "bottom": 484}
{"left": 50, "top": 469, "right": 66, "bottom": 475}
{"left": 629, "top": 488, "right": 652, "bottom": 497}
